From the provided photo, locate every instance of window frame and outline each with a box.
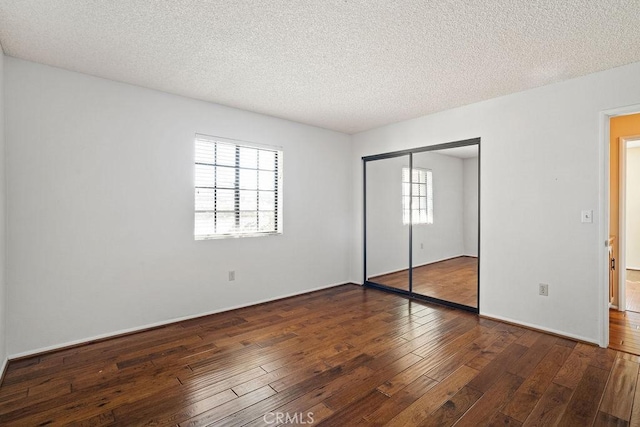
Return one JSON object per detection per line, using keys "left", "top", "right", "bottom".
{"left": 402, "top": 166, "right": 433, "bottom": 225}
{"left": 194, "top": 134, "right": 283, "bottom": 240}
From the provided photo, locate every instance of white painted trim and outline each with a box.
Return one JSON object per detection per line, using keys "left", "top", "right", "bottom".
{"left": 367, "top": 254, "right": 470, "bottom": 278}
{"left": 481, "top": 312, "right": 600, "bottom": 346}
{"left": 0, "top": 356, "right": 7, "bottom": 381}
{"left": 600, "top": 110, "right": 612, "bottom": 348}
{"left": 628, "top": 266, "right": 640, "bottom": 271}
{"left": 599, "top": 104, "right": 640, "bottom": 348}
{"left": 2, "top": 53, "right": 9, "bottom": 388}
{"left": 8, "top": 281, "right": 349, "bottom": 360}
{"left": 620, "top": 137, "right": 627, "bottom": 311}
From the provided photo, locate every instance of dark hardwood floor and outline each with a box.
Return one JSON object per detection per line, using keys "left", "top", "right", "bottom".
{"left": 610, "top": 309, "right": 640, "bottom": 357}
{"left": 0, "top": 284, "right": 636, "bottom": 426}
{"left": 608, "top": 270, "right": 640, "bottom": 356}
{"left": 369, "top": 257, "right": 478, "bottom": 307}
{"left": 626, "top": 270, "right": 640, "bottom": 313}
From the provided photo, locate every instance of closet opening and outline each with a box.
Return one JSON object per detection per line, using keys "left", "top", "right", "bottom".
{"left": 363, "top": 138, "right": 480, "bottom": 312}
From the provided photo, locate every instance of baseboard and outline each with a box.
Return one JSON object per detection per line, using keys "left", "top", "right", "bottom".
{"left": 479, "top": 312, "right": 600, "bottom": 347}
{"left": 627, "top": 266, "right": 640, "bottom": 271}
{"left": 9, "top": 281, "right": 351, "bottom": 360}
{"left": 0, "top": 355, "right": 8, "bottom": 386}
{"left": 368, "top": 254, "right": 470, "bottom": 278}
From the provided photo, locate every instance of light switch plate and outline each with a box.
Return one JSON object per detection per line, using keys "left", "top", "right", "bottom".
{"left": 581, "top": 210, "right": 593, "bottom": 223}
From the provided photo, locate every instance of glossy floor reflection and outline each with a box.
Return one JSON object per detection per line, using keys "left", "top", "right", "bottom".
{"left": 369, "top": 256, "right": 478, "bottom": 307}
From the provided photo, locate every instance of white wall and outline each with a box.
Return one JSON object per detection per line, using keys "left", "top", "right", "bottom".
{"left": 366, "top": 151, "right": 477, "bottom": 278}
{"left": 0, "top": 52, "right": 7, "bottom": 372}
{"left": 351, "top": 60, "right": 640, "bottom": 344}
{"left": 627, "top": 147, "right": 640, "bottom": 269}
{"left": 411, "top": 151, "right": 465, "bottom": 266}
{"left": 5, "top": 58, "right": 352, "bottom": 356}
{"left": 366, "top": 156, "right": 410, "bottom": 279}
{"left": 463, "top": 157, "right": 479, "bottom": 257}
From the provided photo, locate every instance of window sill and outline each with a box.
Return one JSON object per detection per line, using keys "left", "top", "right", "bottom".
{"left": 195, "top": 232, "right": 282, "bottom": 241}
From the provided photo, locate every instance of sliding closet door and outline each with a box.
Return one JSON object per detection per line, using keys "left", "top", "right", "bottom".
{"left": 363, "top": 138, "right": 480, "bottom": 312}
{"left": 365, "top": 155, "right": 410, "bottom": 292}
{"left": 411, "top": 145, "right": 479, "bottom": 308}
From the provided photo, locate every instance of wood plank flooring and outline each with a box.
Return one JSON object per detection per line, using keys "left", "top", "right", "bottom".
{"left": 627, "top": 270, "right": 640, "bottom": 313}
{"left": 0, "top": 284, "right": 637, "bottom": 426}
{"left": 610, "top": 309, "right": 640, "bottom": 356}
{"left": 609, "top": 270, "right": 640, "bottom": 356}
{"left": 369, "top": 257, "right": 478, "bottom": 308}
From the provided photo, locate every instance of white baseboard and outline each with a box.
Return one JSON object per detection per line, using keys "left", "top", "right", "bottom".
{"left": 480, "top": 311, "right": 600, "bottom": 347}
{"left": 368, "top": 254, "right": 470, "bottom": 278}
{"left": 9, "top": 281, "right": 349, "bottom": 360}
{"left": 627, "top": 266, "right": 640, "bottom": 271}
{"left": 0, "top": 355, "right": 7, "bottom": 382}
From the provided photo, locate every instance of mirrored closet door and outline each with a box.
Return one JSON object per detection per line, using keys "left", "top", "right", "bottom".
{"left": 365, "top": 155, "right": 410, "bottom": 292}
{"left": 363, "top": 139, "right": 480, "bottom": 312}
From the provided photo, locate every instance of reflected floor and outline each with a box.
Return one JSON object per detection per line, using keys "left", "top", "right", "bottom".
{"left": 627, "top": 270, "right": 640, "bottom": 313}
{"left": 610, "top": 309, "right": 640, "bottom": 355}
{"left": 368, "top": 256, "right": 478, "bottom": 308}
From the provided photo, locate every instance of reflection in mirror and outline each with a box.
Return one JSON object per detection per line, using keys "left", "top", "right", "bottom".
{"left": 411, "top": 145, "right": 478, "bottom": 307}
{"left": 366, "top": 155, "right": 410, "bottom": 292}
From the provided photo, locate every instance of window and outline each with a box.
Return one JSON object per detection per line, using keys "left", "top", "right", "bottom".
{"left": 194, "top": 135, "right": 282, "bottom": 239}
{"left": 402, "top": 167, "right": 433, "bottom": 225}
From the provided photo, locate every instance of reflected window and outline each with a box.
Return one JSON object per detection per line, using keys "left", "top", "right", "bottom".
{"left": 402, "top": 167, "right": 433, "bottom": 225}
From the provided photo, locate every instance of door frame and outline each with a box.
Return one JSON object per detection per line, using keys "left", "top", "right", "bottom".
{"left": 600, "top": 105, "right": 640, "bottom": 348}
{"left": 619, "top": 135, "right": 640, "bottom": 312}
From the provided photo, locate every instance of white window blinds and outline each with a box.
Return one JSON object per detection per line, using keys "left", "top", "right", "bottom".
{"left": 194, "top": 135, "right": 283, "bottom": 239}
{"left": 402, "top": 167, "right": 433, "bottom": 225}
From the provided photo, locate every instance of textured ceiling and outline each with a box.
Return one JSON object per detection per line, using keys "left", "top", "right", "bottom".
{"left": 1, "top": 1, "right": 639, "bottom": 134}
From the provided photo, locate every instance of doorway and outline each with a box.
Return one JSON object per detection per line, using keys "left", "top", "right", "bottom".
{"left": 609, "top": 114, "right": 640, "bottom": 313}
{"left": 607, "top": 111, "right": 640, "bottom": 354}
{"left": 620, "top": 135, "right": 640, "bottom": 313}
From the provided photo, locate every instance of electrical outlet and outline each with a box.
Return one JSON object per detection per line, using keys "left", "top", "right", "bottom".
{"left": 229, "top": 271, "right": 235, "bottom": 281}
{"left": 539, "top": 283, "right": 549, "bottom": 296}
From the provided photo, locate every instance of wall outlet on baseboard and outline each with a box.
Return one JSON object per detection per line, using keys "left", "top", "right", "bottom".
{"left": 229, "top": 271, "right": 235, "bottom": 281}
{"left": 539, "top": 283, "right": 549, "bottom": 296}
